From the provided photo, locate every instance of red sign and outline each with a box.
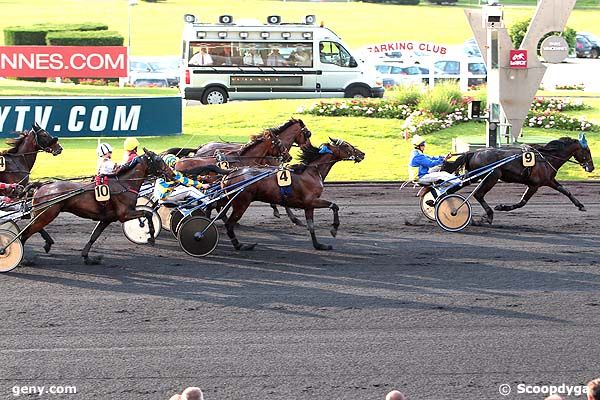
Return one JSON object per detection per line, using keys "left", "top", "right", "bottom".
{"left": 509, "top": 49, "right": 527, "bottom": 69}
{"left": 0, "top": 46, "right": 127, "bottom": 78}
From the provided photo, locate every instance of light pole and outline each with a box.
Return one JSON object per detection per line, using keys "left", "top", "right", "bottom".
{"left": 125, "top": 0, "right": 137, "bottom": 87}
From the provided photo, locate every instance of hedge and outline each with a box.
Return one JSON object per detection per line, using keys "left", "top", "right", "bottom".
{"left": 361, "top": 0, "right": 420, "bottom": 4}
{"left": 46, "top": 30, "right": 124, "bottom": 46}
{"left": 3, "top": 23, "right": 108, "bottom": 45}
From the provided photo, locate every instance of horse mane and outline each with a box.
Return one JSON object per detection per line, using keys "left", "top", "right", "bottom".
{"left": 264, "top": 118, "right": 301, "bottom": 136}
{"left": 539, "top": 137, "right": 578, "bottom": 152}
{"left": 289, "top": 144, "right": 322, "bottom": 173}
{"left": 240, "top": 131, "right": 271, "bottom": 154}
{"left": 1, "top": 131, "right": 29, "bottom": 155}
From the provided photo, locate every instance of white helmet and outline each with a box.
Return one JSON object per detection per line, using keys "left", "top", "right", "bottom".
{"left": 411, "top": 134, "right": 426, "bottom": 148}
{"left": 97, "top": 143, "right": 113, "bottom": 157}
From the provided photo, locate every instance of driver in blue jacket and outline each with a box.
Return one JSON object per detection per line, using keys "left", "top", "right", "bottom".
{"left": 408, "top": 134, "right": 456, "bottom": 185}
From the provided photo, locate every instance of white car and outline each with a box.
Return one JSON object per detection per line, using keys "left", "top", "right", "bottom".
{"left": 129, "top": 56, "right": 180, "bottom": 87}
{"left": 375, "top": 63, "right": 427, "bottom": 86}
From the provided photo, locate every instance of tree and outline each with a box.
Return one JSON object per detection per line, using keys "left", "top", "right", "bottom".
{"left": 509, "top": 17, "right": 576, "bottom": 54}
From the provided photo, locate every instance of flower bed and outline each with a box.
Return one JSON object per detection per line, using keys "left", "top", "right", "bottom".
{"left": 526, "top": 111, "right": 598, "bottom": 132}
{"left": 297, "top": 99, "right": 413, "bottom": 119}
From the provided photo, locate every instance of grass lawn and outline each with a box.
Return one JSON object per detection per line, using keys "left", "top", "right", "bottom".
{"left": 17, "top": 96, "right": 600, "bottom": 182}
{"left": 0, "top": 79, "right": 177, "bottom": 97}
{"left": 1, "top": 1, "right": 599, "bottom": 55}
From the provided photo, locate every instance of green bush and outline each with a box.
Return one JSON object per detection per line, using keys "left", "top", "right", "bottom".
{"left": 4, "top": 23, "right": 107, "bottom": 45}
{"left": 361, "top": 0, "right": 419, "bottom": 4}
{"left": 46, "top": 30, "right": 124, "bottom": 46}
{"left": 420, "top": 82, "right": 462, "bottom": 115}
{"left": 387, "top": 84, "right": 423, "bottom": 106}
{"left": 509, "top": 17, "right": 576, "bottom": 53}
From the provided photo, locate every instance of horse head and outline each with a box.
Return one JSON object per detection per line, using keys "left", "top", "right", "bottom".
{"left": 143, "top": 147, "right": 176, "bottom": 180}
{"left": 266, "top": 131, "right": 292, "bottom": 163}
{"left": 31, "top": 122, "right": 62, "bottom": 156}
{"left": 576, "top": 133, "right": 595, "bottom": 172}
{"left": 328, "top": 137, "right": 365, "bottom": 163}
{"left": 290, "top": 119, "right": 312, "bottom": 149}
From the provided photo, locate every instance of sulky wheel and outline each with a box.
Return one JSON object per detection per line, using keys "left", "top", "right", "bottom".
{"left": 0, "top": 220, "right": 19, "bottom": 236}
{"left": 170, "top": 208, "right": 205, "bottom": 238}
{"left": 177, "top": 216, "right": 219, "bottom": 257}
{"left": 157, "top": 205, "right": 174, "bottom": 231}
{"left": 434, "top": 194, "right": 472, "bottom": 232}
{"left": 0, "top": 229, "right": 23, "bottom": 273}
{"left": 419, "top": 187, "right": 437, "bottom": 221}
{"left": 122, "top": 205, "right": 162, "bottom": 245}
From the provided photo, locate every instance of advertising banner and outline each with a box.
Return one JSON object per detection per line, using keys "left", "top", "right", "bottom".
{"left": 0, "top": 96, "right": 182, "bottom": 138}
{"left": 0, "top": 46, "right": 127, "bottom": 78}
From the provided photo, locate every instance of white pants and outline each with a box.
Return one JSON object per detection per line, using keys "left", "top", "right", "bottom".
{"left": 153, "top": 185, "right": 204, "bottom": 203}
{"left": 418, "top": 171, "right": 459, "bottom": 186}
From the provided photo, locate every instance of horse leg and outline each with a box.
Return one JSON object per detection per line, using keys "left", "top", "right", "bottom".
{"left": 39, "top": 229, "right": 54, "bottom": 253}
{"left": 304, "top": 208, "right": 331, "bottom": 250}
{"left": 82, "top": 221, "right": 111, "bottom": 265}
{"left": 270, "top": 204, "right": 281, "bottom": 218}
{"left": 284, "top": 206, "right": 305, "bottom": 227}
{"left": 20, "top": 205, "right": 62, "bottom": 265}
{"left": 547, "top": 179, "right": 586, "bottom": 211}
{"left": 225, "top": 201, "right": 256, "bottom": 251}
{"left": 495, "top": 186, "right": 538, "bottom": 212}
{"left": 471, "top": 172, "right": 500, "bottom": 225}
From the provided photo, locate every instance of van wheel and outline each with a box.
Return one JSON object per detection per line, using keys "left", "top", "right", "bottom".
{"left": 201, "top": 87, "right": 228, "bottom": 105}
{"left": 592, "top": 49, "right": 599, "bottom": 59}
{"left": 346, "top": 87, "right": 370, "bottom": 98}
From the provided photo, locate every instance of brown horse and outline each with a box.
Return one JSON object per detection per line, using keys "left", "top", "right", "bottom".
{"left": 442, "top": 135, "right": 594, "bottom": 224}
{"left": 220, "top": 138, "right": 365, "bottom": 251}
{"left": 1, "top": 122, "right": 63, "bottom": 251}
{"left": 162, "top": 118, "right": 312, "bottom": 158}
{"left": 174, "top": 130, "right": 292, "bottom": 175}
{"left": 20, "top": 149, "right": 174, "bottom": 264}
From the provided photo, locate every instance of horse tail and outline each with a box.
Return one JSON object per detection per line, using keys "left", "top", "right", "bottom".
{"left": 442, "top": 152, "right": 473, "bottom": 174}
{"left": 21, "top": 181, "right": 47, "bottom": 199}
{"left": 185, "top": 164, "right": 230, "bottom": 176}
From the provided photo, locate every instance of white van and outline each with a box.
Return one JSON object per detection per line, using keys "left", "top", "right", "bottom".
{"left": 179, "top": 14, "right": 384, "bottom": 104}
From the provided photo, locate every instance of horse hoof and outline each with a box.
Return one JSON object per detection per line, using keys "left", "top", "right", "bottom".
{"left": 315, "top": 243, "right": 332, "bottom": 251}
{"left": 148, "top": 238, "right": 156, "bottom": 247}
{"left": 273, "top": 211, "right": 281, "bottom": 219}
{"left": 43, "top": 243, "right": 52, "bottom": 254}
{"left": 21, "top": 258, "right": 35, "bottom": 267}
{"left": 579, "top": 206, "right": 587, "bottom": 212}
{"left": 240, "top": 243, "right": 257, "bottom": 251}
{"left": 330, "top": 228, "right": 338, "bottom": 238}
{"left": 292, "top": 219, "right": 306, "bottom": 227}
{"left": 84, "top": 256, "right": 103, "bottom": 265}
{"left": 494, "top": 204, "right": 508, "bottom": 211}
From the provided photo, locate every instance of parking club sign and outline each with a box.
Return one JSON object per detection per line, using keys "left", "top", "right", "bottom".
{"left": 509, "top": 49, "right": 528, "bottom": 68}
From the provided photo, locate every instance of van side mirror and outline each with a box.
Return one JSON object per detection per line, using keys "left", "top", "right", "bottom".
{"left": 349, "top": 57, "right": 358, "bottom": 68}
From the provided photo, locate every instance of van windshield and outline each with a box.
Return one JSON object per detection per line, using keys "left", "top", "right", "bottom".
{"left": 188, "top": 41, "right": 313, "bottom": 67}
{"left": 319, "top": 41, "right": 355, "bottom": 68}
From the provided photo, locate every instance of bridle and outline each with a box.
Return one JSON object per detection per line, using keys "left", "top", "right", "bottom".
{"left": 32, "top": 128, "right": 59, "bottom": 154}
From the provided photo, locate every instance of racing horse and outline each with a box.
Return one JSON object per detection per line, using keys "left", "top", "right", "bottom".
{"left": 220, "top": 138, "right": 365, "bottom": 251}
{"left": 175, "top": 119, "right": 313, "bottom": 225}
{"left": 174, "top": 130, "right": 292, "bottom": 175}
{"left": 1, "top": 122, "right": 63, "bottom": 252}
{"left": 163, "top": 118, "right": 312, "bottom": 158}
{"left": 20, "top": 149, "right": 174, "bottom": 265}
{"left": 442, "top": 134, "right": 594, "bottom": 224}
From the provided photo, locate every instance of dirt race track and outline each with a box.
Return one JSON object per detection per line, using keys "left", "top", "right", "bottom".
{"left": 1, "top": 182, "right": 600, "bottom": 400}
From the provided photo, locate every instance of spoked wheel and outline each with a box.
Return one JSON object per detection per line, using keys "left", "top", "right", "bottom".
{"left": 157, "top": 205, "right": 174, "bottom": 231}
{"left": 419, "top": 187, "right": 437, "bottom": 221}
{"left": 177, "top": 216, "right": 219, "bottom": 257}
{"left": 170, "top": 208, "right": 205, "bottom": 238}
{"left": 136, "top": 196, "right": 152, "bottom": 208}
{"left": 434, "top": 194, "right": 472, "bottom": 232}
{"left": 0, "top": 220, "right": 19, "bottom": 236}
{"left": 0, "top": 229, "right": 23, "bottom": 273}
{"left": 122, "top": 205, "right": 162, "bottom": 244}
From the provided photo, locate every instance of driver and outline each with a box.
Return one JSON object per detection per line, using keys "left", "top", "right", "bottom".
{"left": 153, "top": 154, "right": 210, "bottom": 203}
{"left": 408, "top": 135, "right": 457, "bottom": 185}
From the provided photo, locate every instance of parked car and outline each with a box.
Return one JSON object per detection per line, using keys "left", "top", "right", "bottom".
{"left": 433, "top": 58, "right": 487, "bottom": 87}
{"left": 129, "top": 56, "right": 180, "bottom": 87}
{"left": 578, "top": 32, "right": 600, "bottom": 58}
{"left": 575, "top": 35, "right": 593, "bottom": 58}
{"left": 375, "top": 63, "right": 427, "bottom": 86}
{"left": 463, "top": 38, "right": 482, "bottom": 57}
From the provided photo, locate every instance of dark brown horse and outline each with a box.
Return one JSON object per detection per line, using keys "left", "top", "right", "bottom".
{"left": 1, "top": 122, "right": 63, "bottom": 251}
{"left": 220, "top": 138, "right": 365, "bottom": 251}
{"left": 20, "top": 149, "right": 174, "bottom": 264}
{"left": 174, "top": 130, "right": 292, "bottom": 175}
{"left": 163, "top": 118, "right": 312, "bottom": 158}
{"left": 442, "top": 135, "right": 594, "bottom": 224}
